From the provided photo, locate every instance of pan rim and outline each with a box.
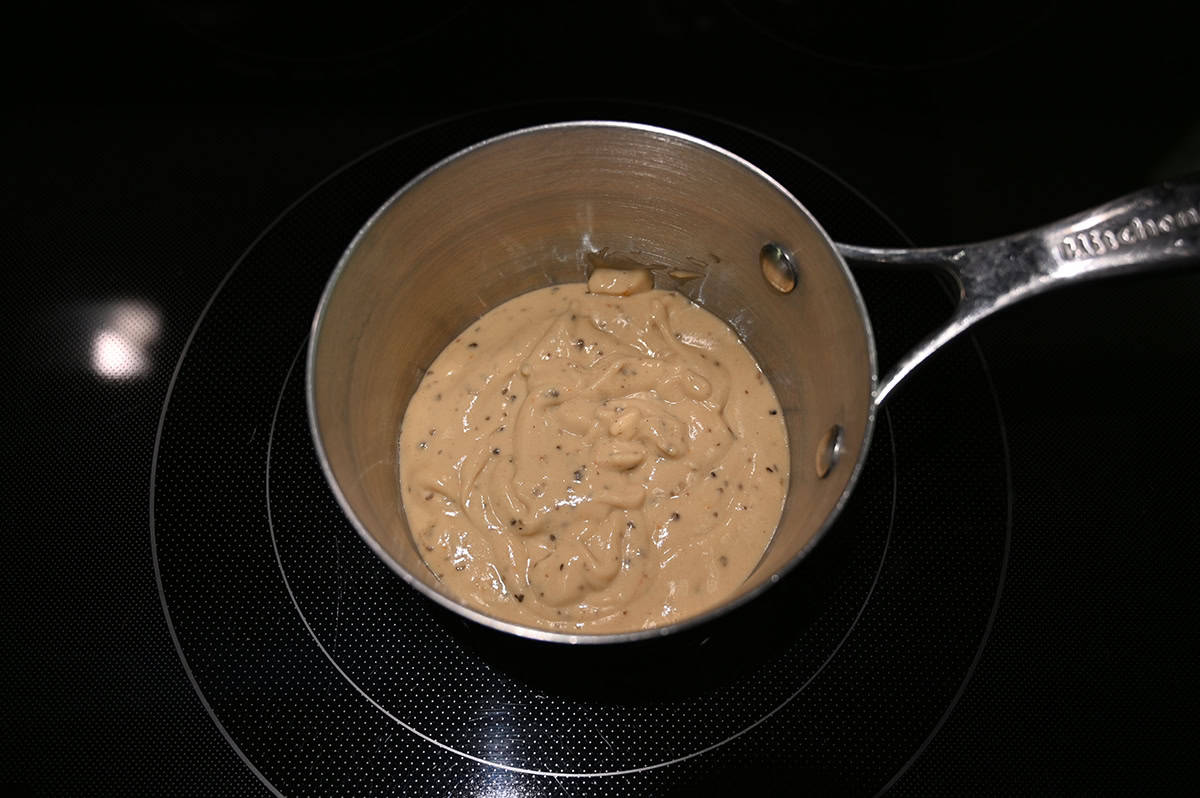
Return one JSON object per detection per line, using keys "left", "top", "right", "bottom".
{"left": 305, "top": 119, "right": 880, "bottom": 645}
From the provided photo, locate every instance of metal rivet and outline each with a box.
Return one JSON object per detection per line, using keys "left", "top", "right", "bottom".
{"left": 815, "top": 424, "right": 843, "bottom": 479}
{"left": 760, "top": 243, "right": 797, "bottom": 293}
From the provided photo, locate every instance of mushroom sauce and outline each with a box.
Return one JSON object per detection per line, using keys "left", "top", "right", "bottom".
{"left": 398, "top": 269, "right": 789, "bottom": 632}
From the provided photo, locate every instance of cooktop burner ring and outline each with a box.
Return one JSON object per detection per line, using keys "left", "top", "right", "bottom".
{"left": 264, "top": 337, "right": 903, "bottom": 778}
{"left": 148, "top": 102, "right": 1013, "bottom": 794}
{"left": 145, "top": 119, "right": 431, "bottom": 798}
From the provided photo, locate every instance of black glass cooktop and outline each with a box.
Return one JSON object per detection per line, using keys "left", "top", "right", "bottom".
{"left": 5, "top": 4, "right": 1200, "bottom": 796}
{"left": 145, "top": 107, "right": 1007, "bottom": 795}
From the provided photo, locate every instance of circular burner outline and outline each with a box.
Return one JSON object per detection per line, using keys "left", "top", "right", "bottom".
{"left": 266, "top": 336, "right": 898, "bottom": 777}
{"left": 148, "top": 118, "right": 462, "bottom": 798}
{"left": 873, "top": 341, "right": 1013, "bottom": 796}
{"left": 146, "top": 106, "right": 1014, "bottom": 794}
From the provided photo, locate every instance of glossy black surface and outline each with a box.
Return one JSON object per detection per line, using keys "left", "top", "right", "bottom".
{"left": 5, "top": 3, "right": 1199, "bottom": 795}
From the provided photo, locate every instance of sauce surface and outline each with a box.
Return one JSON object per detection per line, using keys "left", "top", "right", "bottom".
{"left": 398, "top": 270, "right": 789, "bottom": 632}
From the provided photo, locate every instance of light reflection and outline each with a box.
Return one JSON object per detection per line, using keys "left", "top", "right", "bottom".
{"left": 92, "top": 330, "right": 149, "bottom": 378}
{"left": 554, "top": 493, "right": 586, "bottom": 509}
{"left": 477, "top": 710, "right": 529, "bottom": 795}
{"left": 676, "top": 331, "right": 712, "bottom": 350}
{"left": 477, "top": 772, "right": 525, "bottom": 798}
{"left": 90, "top": 301, "right": 162, "bottom": 379}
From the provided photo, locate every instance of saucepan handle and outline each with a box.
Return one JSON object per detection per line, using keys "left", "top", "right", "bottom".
{"left": 836, "top": 175, "right": 1200, "bottom": 404}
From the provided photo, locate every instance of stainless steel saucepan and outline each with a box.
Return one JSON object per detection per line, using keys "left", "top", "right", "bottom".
{"left": 307, "top": 122, "right": 1199, "bottom": 644}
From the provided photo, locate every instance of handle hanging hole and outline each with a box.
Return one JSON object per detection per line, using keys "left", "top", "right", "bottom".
{"left": 760, "top": 243, "right": 797, "bottom": 293}
{"left": 815, "top": 424, "right": 843, "bottom": 479}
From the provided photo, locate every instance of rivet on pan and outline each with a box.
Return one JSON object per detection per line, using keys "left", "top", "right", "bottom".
{"left": 815, "top": 424, "right": 843, "bottom": 479}
{"left": 760, "top": 243, "right": 797, "bottom": 293}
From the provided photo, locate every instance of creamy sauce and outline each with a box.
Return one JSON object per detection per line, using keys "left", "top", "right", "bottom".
{"left": 398, "top": 269, "right": 789, "bottom": 632}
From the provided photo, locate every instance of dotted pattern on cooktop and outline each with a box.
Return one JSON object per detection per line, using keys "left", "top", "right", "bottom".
{"left": 150, "top": 106, "right": 1011, "bottom": 795}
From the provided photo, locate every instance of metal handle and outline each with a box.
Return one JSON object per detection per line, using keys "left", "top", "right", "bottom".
{"left": 837, "top": 175, "right": 1200, "bottom": 404}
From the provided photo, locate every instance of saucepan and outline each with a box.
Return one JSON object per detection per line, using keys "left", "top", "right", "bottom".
{"left": 307, "top": 121, "right": 1199, "bottom": 644}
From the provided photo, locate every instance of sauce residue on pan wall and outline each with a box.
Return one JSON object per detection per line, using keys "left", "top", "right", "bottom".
{"left": 398, "top": 268, "right": 789, "bottom": 633}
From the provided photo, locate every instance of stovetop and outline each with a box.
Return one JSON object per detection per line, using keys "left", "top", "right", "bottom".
{"left": 5, "top": 3, "right": 1199, "bottom": 795}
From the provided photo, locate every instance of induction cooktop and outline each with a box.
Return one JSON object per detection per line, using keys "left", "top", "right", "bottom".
{"left": 5, "top": 4, "right": 1199, "bottom": 795}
